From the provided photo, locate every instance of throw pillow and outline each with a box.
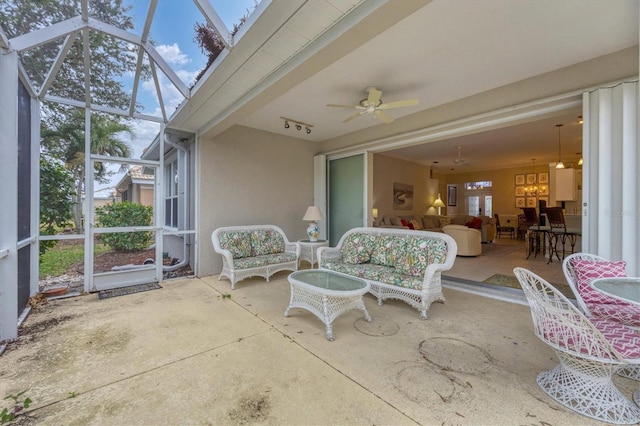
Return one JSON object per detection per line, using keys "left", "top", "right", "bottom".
{"left": 341, "top": 233, "right": 374, "bottom": 264}
{"left": 370, "top": 235, "right": 401, "bottom": 266}
{"left": 219, "top": 231, "right": 252, "bottom": 259}
{"left": 422, "top": 217, "right": 436, "bottom": 229}
{"left": 572, "top": 259, "right": 627, "bottom": 304}
{"left": 250, "top": 229, "right": 284, "bottom": 256}
{"left": 464, "top": 221, "right": 474, "bottom": 228}
{"left": 400, "top": 219, "right": 409, "bottom": 227}
{"left": 472, "top": 217, "right": 482, "bottom": 229}
{"left": 438, "top": 217, "right": 452, "bottom": 227}
{"left": 410, "top": 219, "right": 422, "bottom": 230}
{"left": 390, "top": 216, "right": 403, "bottom": 226}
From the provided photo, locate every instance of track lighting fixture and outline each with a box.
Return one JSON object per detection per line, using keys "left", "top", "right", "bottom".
{"left": 280, "top": 117, "right": 314, "bottom": 135}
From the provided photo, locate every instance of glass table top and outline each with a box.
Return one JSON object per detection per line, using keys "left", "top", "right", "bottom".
{"left": 592, "top": 277, "right": 640, "bottom": 304}
{"left": 289, "top": 270, "right": 367, "bottom": 292}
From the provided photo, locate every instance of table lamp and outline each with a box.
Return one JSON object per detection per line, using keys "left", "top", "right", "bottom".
{"left": 372, "top": 208, "right": 379, "bottom": 225}
{"left": 432, "top": 194, "right": 445, "bottom": 216}
{"left": 303, "top": 206, "right": 324, "bottom": 241}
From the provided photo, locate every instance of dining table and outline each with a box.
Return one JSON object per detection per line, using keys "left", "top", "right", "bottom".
{"left": 591, "top": 277, "right": 640, "bottom": 306}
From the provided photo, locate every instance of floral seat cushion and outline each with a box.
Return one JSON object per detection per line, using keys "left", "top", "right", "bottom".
{"left": 234, "top": 252, "right": 296, "bottom": 269}
{"left": 340, "top": 233, "right": 376, "bottom": 264}
{"left": 250, "top": 229, "right": 285, "bottom": 256}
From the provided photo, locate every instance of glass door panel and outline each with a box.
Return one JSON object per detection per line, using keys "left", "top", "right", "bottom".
{"left": 328, "top": 154, "right": 364, "bottom": 246}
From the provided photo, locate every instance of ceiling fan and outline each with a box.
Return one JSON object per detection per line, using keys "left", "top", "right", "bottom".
{"left": 326, "top": 86, "right": 419, "bottom": 124}
{"left": 453, "top": 145, "right": 471, "bottom": 166}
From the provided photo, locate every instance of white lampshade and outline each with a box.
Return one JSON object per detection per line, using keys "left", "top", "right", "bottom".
{"left": 372, "top": 208, "right": 379, "bottom": 219}
{"left": 303, "top": 206, "right": 324, "bottom": 222}
{"left": 432, "top": 194, "right": 445, "bottom": 208}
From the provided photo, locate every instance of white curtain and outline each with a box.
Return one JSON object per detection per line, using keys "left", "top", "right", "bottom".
{"left": 582, "top": 81, "right": 639, "bottom": 275}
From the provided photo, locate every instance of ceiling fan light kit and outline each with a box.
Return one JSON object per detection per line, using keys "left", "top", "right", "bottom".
{"left": 326, "top": 86, "right": 419, "bottom": 124}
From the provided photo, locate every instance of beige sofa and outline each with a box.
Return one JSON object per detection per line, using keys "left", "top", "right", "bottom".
{"left": 378, "top": 214, "right": 496, "bottom": 243}
{"left": 442, "top": 224, "right": 482, "bottom": 256}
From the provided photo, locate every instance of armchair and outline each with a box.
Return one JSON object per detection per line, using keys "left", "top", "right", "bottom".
{"left": 442, "top": 224, "right": 481, "bottom": 256}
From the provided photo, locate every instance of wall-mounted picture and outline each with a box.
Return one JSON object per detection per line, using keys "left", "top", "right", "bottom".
{"left": 539, "top": 185, "right": 549, "bottom": 196}
{"left": 515, "top": 174, "right": 525, "bottom": 185}
{"left": 393, "top": 182, "right": 414, "bottom": 210}
{"left": 526, "top": 173, "right": 537, "bottom": 185}
{"left": 538, "top": 172, "right": 549, "bottom": 184}
{"left": 515, "top": 186, "right": 525, "bottom": 196}
{"left": 447, "top": 185, "right": 457, "bottom": 206}
{"left": 515, "top": 197, "right": 525, "bottom": 208}
{"left": 526, "top": 197, "right": 537, "bottom": 207}
{"left": 539, "top": 197, "right": 549, "bottom": 206}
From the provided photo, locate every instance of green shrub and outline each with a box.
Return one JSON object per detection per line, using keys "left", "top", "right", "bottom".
{"left": 95, "top": 202, "right": 153, "bottom": 252}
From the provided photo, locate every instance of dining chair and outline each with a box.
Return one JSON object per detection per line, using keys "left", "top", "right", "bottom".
{"left": 521, "top": 207, "right": 550, "bottom": 259}
{"left": 546, "top": 207, "right": 580, "bottom": 262}
{"left": 494, "top": 213, "right": 515, "bottom": 239}
{"left": 514, "top": 267, "right": 640, "bottom": 424}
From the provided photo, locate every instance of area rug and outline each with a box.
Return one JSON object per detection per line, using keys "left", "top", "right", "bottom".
{"left": 483, "top": 274, "right": 574, "bottom": 299}
{"left": 98, "top": 282, "right": 162, "bottom": 300}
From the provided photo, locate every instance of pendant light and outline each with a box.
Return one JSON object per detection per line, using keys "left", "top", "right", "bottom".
{"left": 555, "top": 124, "right": 565, "bottom": 169}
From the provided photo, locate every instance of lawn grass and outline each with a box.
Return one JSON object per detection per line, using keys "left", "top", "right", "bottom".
{"left": 40, "top": 241, "right": 109, "bottom": 278}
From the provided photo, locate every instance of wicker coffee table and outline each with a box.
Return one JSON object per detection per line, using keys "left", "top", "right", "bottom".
{"left": 285, "top": 270, "right": 371, "bottom": 341}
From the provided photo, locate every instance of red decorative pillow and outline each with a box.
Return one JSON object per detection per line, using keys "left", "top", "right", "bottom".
{"left": 401, "top": 219, "right": 408, "bottom": 226}
{"left": 572, "top": 259, "right": 627, "bottom": 304}
{"left": 464, "top": 221, "right": 474, "bottom": 228}
{"left": 472, "top": 217, "right": 482, "bottom": 229}
{"left": 407, "top": 222, "right": 415, "bottom": 230}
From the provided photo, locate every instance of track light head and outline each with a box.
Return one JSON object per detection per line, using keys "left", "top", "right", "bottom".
{"left": 306, "top": 127, "right": 311, "bottom": 134}
{"left": 296, "top": 124, "right": 301, "bottom": 131}
{"left": 284, "top": 121, "right": 289, "bottom": 129}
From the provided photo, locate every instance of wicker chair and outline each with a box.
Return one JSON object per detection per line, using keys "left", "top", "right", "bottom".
{"left": 514, "top": 267, "right": 640, "bottom": 424}
{"left": 562, "top": 253, "right": 640, "bottom": 380}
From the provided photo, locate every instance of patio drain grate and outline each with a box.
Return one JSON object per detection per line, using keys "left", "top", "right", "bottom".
{"left": 98, "top": 282, "right": 162, "bottom": 300}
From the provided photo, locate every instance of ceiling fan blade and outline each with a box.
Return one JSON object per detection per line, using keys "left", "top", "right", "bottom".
{"left": 374, "top": 110, "right": 394, "bottom": 124}
{"left": 367, "top": 87, "right": 382, "bottom": 105}
{"left": 377, "top": 98, "right": 419, "bottom": 110}
{"left": 343, "top": 111, "right": 366, "bottom": 123}
{"left": 326, "top": 103, "right": 360, "bottom": 109}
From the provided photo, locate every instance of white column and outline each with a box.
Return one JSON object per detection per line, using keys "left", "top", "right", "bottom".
{"left": 582, "top": 81, "right": 639, "bottom": 275}
{"left": 0, "top": 50, "right": 20, "bottom": 341}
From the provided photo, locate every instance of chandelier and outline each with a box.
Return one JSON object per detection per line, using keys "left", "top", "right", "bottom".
{"left": 525, "top": 159, "right": 539, "bottom": 197}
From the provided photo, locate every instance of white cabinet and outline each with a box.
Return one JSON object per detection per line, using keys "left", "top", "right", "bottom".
{"left": 555, "top": 168, "right": 576, "bottom": 201}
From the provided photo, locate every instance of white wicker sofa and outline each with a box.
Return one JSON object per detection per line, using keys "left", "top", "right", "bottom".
{"left": 211, "top": 225, "right": 300, "bottom": 289}
{"left": 317, "top": 227, "right": 457, "bottom": 319}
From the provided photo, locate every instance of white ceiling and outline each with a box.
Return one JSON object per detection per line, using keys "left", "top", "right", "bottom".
{"left": 175, "top": 0, "right": 639, "bottom": 172}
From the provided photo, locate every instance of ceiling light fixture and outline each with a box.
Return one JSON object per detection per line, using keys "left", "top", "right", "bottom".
{"left": 280, "top": 117, "right": 313, "bottom": 134}
{"left": 525, "top": 159, "right": 539, "bottom": 197}
{"left": 555, "top": 124, "right": 565, "bottom": 169}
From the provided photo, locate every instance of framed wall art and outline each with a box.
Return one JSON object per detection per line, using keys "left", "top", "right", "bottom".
{"left": 515, "top": 186, "right": 525, "bottom": 196}
{"left": 447, "top": 185, "right": 457, "bottom": 206}
{"left": 515, "top": 197, "right": 525, "bottom": 208}
{"left": 515, "top": 174, "right": 525, "bottom": 185}
{"left": 538, "top": 172, "right": 549, "bottom": 184}
{"left": 526, "top": 173, "right": 536, "bottom": 185}
{"left": 526, "top": 197, "right": 537, "bottom": 207}
{"left": 393, "top": 182, "right": 413, "bottom": 210}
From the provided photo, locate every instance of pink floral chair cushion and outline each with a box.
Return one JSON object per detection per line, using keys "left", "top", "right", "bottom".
{"left": 572, "top": 259, "right": 627, "bottom": 304}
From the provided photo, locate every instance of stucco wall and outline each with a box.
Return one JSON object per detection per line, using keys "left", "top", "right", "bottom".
{"left": 197, "top": 125, "right": 318, "bottom": 277}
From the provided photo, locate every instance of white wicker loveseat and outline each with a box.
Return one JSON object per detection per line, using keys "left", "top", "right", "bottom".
{"left": 317, "top": 227, "right": 457, "bottom": 319}
{"left": 211, "top": 225, "right": 300, "bottom": 289}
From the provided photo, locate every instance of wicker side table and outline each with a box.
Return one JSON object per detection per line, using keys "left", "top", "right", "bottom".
{"left": 298, "top": 239, "right": 329, "bottom": 268}
{"left": 285, "top": 269, "right": 371, "bottom": 341}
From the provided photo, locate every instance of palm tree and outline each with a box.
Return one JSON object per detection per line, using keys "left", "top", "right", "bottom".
{"left": 42, "top": 111, "right": 133, "bottom": 233}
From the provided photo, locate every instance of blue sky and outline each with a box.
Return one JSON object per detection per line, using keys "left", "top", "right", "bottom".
{"left": 99, "top": 0, "right": 259, "bottom": 194}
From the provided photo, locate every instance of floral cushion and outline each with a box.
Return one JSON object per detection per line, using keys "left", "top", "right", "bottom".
{"left": 572, "top": 260, "right": 627, "bottom": 304}
{"left": 321, "top": 260, "right": 422, "bottom": 290}
{"left": 219, "top": 231, "right": 252, "bottom": 259}
{"left": 370, "top": 236, "right": 403, "bottom": 267}
{"left": 234, "top": 252, "right": 296, "bottom": 269}
{"left": 250, "top": 230, "right": 285, "bottom": 256}
{"left": 340, "top": 233, "right": 375, "bottom": 264}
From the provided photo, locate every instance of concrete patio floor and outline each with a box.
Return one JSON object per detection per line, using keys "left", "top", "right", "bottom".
{"left": 1, "top": 272, "right": 636, "bottom": 425}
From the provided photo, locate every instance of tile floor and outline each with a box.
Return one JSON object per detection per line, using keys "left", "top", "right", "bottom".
{"left": 444, "top": 235, "right": 568, "bottom": 290}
